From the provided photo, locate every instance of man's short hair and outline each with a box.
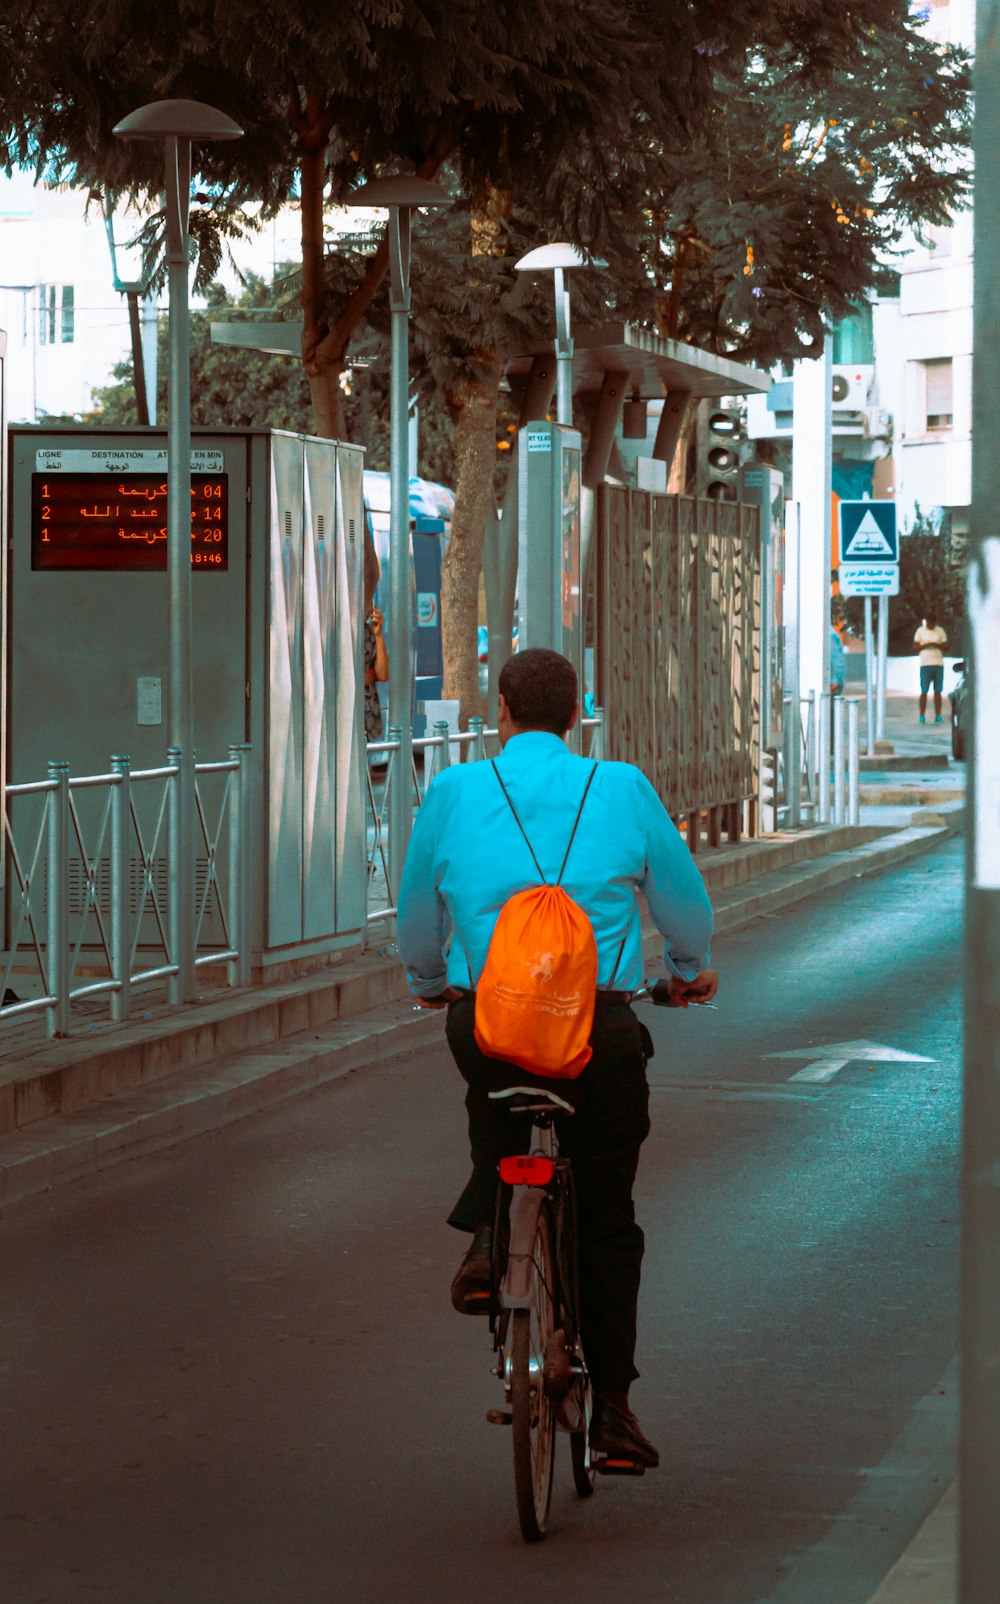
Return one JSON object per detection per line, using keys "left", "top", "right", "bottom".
{"left": 498, "top": 648, "right": 578, "bottom": 734}
{"left": 925, "top": 613, "right": 938, "bottom": 627}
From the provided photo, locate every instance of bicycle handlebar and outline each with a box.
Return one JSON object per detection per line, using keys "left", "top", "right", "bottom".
{"left": 636, "top": 979, "right": 718, "bottom": 1009}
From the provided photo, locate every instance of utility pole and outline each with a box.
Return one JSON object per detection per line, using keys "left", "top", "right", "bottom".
{"left": 961, "top": 4, "right": 1000, "bottom": 1598}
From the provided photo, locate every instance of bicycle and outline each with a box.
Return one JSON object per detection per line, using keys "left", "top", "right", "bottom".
{"left": 482, "top": 980, "right": 713, "bottom": 1542}
{"left": 483, "top": 1083, "right": 596, "bottom": 1542}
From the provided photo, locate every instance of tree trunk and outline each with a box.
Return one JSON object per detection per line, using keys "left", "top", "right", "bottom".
{"left": 126, "top": 291, "right": 149, "bottom": 426}
{"left": 441, "top": 353, "right": 503, "bottom": 725}
{"left": 296, "top": 104, "right": 347, "bottom": 439}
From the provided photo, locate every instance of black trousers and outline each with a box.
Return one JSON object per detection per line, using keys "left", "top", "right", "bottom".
{"left": 444, "top": 992, "right": 653, "bottom": 1393}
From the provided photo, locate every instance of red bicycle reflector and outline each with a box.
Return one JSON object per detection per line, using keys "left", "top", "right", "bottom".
{"left": 499, "top": 1155, "right": 555, "bottom": 1186}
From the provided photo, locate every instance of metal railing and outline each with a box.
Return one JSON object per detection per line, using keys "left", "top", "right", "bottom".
{"left": 365, "top": 711, "right": 605, "bottom": 938}
{"left": 780, "top": 693, "right": 861, "bottom": 828}
{"left": 0, "top": 745, "right": 252, "bottom": 1038}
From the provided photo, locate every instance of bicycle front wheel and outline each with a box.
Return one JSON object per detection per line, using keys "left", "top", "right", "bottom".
{"left": 510, "top": 1206, "right": 556, "bottom": 1541}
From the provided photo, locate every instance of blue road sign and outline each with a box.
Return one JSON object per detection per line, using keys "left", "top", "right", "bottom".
{"left": 839, "top": 500, "right": 898, "bottom": 563}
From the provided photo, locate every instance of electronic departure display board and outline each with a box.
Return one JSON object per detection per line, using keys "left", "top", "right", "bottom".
{"left": 31, "top": 472, "right": 229, "bottom": 571}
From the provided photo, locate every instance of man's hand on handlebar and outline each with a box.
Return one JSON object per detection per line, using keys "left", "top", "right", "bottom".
{"left": 654, "top": 968, "right": 719, "bottom": 1008}
{"left": 413, "top": 986, "right": 462, "bottom": 1010}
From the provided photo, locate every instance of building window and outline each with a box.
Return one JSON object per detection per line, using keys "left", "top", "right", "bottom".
{"left": 61, "top": 285, "right": 74, "bottom": 344}
{"left": 924, "top": 358, "right": 953, "bottom": 431}
{"left": 37, "top": 284, "right": 75, "bottom": 346}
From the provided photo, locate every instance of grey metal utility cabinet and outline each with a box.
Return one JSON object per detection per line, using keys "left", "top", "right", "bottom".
{"left": 6, "top": 426, "right": 366, "bottom": 980}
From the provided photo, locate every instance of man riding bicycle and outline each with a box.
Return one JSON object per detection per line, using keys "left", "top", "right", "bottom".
{"left": 398, "top": 648, "right": 717, "bottom": 1469}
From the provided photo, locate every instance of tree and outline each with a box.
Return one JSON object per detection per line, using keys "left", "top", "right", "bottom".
{"left": 636, "top": 22, "right": 971, "bottom": 364}
{"left": 90, "top": 271, "right": 460, "bottom": 481}
{"left": 91, "top": 275, "right": 312, "bottom": 429}
{"left": 0, "top": 0, "right": 701, "bottom": 718}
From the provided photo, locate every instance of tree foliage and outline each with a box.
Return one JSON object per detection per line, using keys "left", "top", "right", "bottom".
{"left": 90, "top": 275, "right": 312, "bottom": 429}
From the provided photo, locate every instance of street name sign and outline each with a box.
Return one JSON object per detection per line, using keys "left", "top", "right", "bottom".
{"left": 838, "top": 563, "right": 900, "bottom": 597}
{"left": 839, "top": 500, "right": 898, "bottom": 562}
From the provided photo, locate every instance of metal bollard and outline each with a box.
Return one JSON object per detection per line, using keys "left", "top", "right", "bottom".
{"left": 817, "top": 694, "right": 831, "bottom": 825}
{"left": 110, "top": 755, "right": 132, "bottom": 1022}
{"left": 46, "top": 761, "right": 71, "bottom": 1037}
{"left": 832, "top": 696, "right": 845, "bottom": 825}
{"left": 847, "top": 699, "right": 861, "bottom": 826}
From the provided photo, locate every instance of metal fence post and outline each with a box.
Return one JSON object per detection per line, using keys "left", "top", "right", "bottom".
{"left": 832, "top": 696, "right": 845, "bottom": 826}
{"left": 805, "top": 690, "right": 817, "bottom": 812}
{"left": 788, "top": 696, "right": 802, "bottom": 828}
{"left": 167, "top": 746, "right": 183, "bottom": 1003}
{"left": 591, "top": 706, "right": 605, "bottom": 761}
{"left": 817, "top": 693, "right": 831, "bottom": 825}
{"left": 782, "top": 697, "right": 794, "bottom": 827}
{"left": 468, "top": 717, "right": 486, "bottom": 762}
{"left": 385, "top": 726, "right": 403, "bottom": 905}
{"left": 847, "top": 698, "right": 861, "bottom": 826}
{"left": 432, "top": 721, "right": 452, "bottom": 774}
{"left": 228, "top": 744, "right": 252, "bottom": 987}
{"left": 110, "top": 755, "right": 132, "bottom": 1023}
{"left": 45, "top": 761, "right": 70, "bottom": 1038}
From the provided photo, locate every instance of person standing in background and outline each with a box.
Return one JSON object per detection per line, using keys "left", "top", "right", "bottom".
{"left": 363, "top": 534, "right": 389, "bottom": 746}
{"left": 914, "top": 613, "right": 948, "bottom": 724}
{"left": 830, "top": 626, "right": 845, "bottom": 696}
{"left": 364, "top": 605, "right": 389, "bottom": 742}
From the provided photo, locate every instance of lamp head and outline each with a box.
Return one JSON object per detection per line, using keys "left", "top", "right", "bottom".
{"left": 113, "top": 100, "right": 244, "bottom": 142}
{"left": 349, "top": 175, "right": 451, "bottom": 209}
{"left": 515, "top": 242, "right": 606, "bottom": 273}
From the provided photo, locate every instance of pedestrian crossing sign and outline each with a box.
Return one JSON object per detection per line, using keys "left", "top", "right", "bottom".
{"left": 839, "top": 500, "right": 898, "bottom": 563}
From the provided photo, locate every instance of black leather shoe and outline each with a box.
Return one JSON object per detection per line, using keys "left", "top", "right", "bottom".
{"left": 589, "top": 1398, "right": 660, "bottom": 1468}
{"left": 450, "top": 1225, "right": 494, "bottom": 1315}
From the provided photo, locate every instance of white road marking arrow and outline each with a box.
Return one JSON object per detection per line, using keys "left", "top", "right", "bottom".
{"left": 767, "top": 1039, "right": 935, "bottom": 1084}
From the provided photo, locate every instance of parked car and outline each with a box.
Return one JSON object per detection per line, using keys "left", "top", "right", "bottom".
{"left": 950, "top": 659, "right": 967, "bottom": 761}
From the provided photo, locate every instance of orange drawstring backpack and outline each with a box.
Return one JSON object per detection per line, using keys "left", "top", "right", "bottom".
{"left": 474, "top": 761, "right": 602, "bottom": 1079}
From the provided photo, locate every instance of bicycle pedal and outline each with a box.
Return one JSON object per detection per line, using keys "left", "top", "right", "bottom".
{"left": 485, "top": 1408, "right": 512, "bottom": 1426}
{"left": 594, "top": 1456, "right": 646, "bottom": 1477}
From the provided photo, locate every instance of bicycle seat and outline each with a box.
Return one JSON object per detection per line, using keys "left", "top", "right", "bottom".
{"left": 487, "top": 1086, "right": 575, "bottom": 1116}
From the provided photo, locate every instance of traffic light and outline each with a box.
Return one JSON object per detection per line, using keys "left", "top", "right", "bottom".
{"left": 693, "top": 401, "right": 745, "bottom": 501}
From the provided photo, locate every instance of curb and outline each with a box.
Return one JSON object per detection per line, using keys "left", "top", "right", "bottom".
{"left": 0, "top": 814, "right": 962, "bottom": 1213}
{"left": 0, "top": 1001, "right": 446, "bottom": 1211}
{"left": 866, "top": 1483, "right": 957, "bottom": 1604}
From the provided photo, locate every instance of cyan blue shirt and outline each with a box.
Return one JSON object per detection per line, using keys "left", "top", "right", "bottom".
{"left": 397, "top": 732, "right": 713, "bottom": 998}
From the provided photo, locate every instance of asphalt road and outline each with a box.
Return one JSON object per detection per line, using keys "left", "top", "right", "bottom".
{"left": 0, "top": 839, "right": 962, "bottom": 1604}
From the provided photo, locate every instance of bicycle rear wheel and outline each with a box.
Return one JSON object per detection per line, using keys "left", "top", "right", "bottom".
{"left": 510, "top": 1206, "right": 556, "bottom": 1541}
{"left": 570, "top": 1376, "right": 596, "bottom": 1497}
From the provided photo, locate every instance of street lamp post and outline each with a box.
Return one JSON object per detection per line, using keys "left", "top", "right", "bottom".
{"left": 349, "top": 176, "right": 451, "bottom": 901}
{"left": 515, "top": 243, "right": 601, "bottom": 427}
{"left": 114, "top": 100, "right": 243, "bottom": 1003}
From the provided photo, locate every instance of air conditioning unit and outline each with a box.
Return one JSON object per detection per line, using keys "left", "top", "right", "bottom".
{"left": 862, "top": 406, "right": 891, "bottom": 440}
{"left": 831, "top": 364, "right": 874, "bottom": 410}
